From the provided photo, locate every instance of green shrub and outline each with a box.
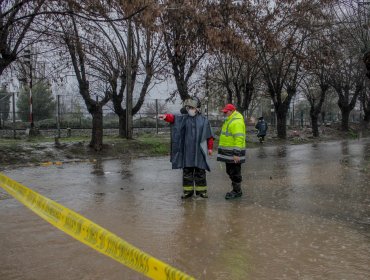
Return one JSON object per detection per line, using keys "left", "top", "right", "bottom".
{"left": 37, "top": 119, "right": 56, "bottom": 129}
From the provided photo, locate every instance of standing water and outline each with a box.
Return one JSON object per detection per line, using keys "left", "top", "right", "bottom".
{"left": 0, "top": 139, "right": 369, "bottom": 279}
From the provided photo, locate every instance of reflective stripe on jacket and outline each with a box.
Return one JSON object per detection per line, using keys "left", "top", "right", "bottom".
{"left": 217, "top": 111, "right": 246, "bottom": 163}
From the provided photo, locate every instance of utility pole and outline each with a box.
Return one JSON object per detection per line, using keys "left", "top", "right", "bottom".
{"left": 126, "top": 19, "right": 133, "bottom": 139}
{"left": 205, "top": 67, "right": 209, "bottom": 118}
{"left": 155, "top": 99, "right": 159, "bottom": 134}
{"left": 12, "top": 92, "right": 16, "bottom": 139}
{"left": 57, "top": 95, "right": 61, "bottom": 138}
{"left": 24, "top": 48, "right": 34, "bottom": 130}
{"left": 292, "top": 97, "right": 295, "bottom": 126}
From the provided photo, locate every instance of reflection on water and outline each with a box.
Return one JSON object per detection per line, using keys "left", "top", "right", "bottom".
{"left": 0, "top": 139, "right": 369, "bottom": 280}
{"left": 257, "top": 146, "right": 267, "bottom": 159}
{"left": 341, "top": 140, "right": 349, "bottom": 155}
{"left": 93, "top": 192, "right": 106, "bottom": 203}
{"left": 275, "top": 145, "right": 287, "bottom": 158}
{"left": 363, "top": 142, "right": 370, "bottom": 163}
{"left": 91, "top": 159, "right": 105, "bottom": 176}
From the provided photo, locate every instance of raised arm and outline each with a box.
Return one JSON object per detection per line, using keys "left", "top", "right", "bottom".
{"left": 158, "top": 114, "right": 175, "bottom": 124}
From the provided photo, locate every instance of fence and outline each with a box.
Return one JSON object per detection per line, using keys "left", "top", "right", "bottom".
{"left": 0, "top": 96, "right": 228, "bottom": 137}
{"left": 0, "top": 94, "right": 364, "bottom": 139}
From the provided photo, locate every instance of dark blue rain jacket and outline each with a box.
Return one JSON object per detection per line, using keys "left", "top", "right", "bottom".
{"left": 255, "top": 120, "right": 268, "bottom": 137}
{"left": 170, "top": 114, "right": 214, "bottom": 171}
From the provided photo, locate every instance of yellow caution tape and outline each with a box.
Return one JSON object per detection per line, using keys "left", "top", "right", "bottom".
{"left": 0, "top": 173, "right": 195, "bottom": 280}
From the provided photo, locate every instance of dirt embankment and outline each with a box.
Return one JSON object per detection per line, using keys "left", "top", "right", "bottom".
{"left": 0, "top": 135, "right": 171, "bottom": 169}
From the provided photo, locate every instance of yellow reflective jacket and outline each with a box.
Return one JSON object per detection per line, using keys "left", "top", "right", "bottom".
{"left": 217, "top": 110, "right": 246, "bottom": 163}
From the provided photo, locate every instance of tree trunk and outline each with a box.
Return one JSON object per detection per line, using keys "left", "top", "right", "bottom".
{"left": 276, "top": 110, "right": 287, "bottom": 139}
{"left": 90, "top": 106, "right": 103, "bottom": 151}
{"left": 364, "top": 111, "right": 370, "bottom": 123}
{"left": 174, "top": 76, "right": 190, "bottom": 101}
{"left": 311, "top": 113, "right": 319, "bottom": 137}
{"left": 340, "top": 107, "right": 350, "bottom": 131}
{"left": 119, "top": 114, "right": 126, "bottom": 137}
{"left": 0, "top": 59, "right": 14, "bottom": 77}
{"left": 240, "top": 82, "right": 254, "bottom": 115}
{"left": 362, "top": 99, "right": 370, "bottom": 129}
{"left": 361, "top": 112, "right": 370, "bottom": 129}
{"left": 363, "top": 51, "right": 370, "bottom": 80}
{"left": 226, "top": 87, "right": 233, "bottom": 104}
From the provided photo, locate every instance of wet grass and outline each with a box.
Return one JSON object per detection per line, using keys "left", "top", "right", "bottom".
{"left": 1, "top": 142, "right": 23, "bottom": 153}
{"left": 0, "top": 134, "right": 172, "bottom": 168}
{"left": 134, "top": 134, "right": 170, "bottom": 155}
{"left": 58, "top": 134, "right": 171, "bottom": 158}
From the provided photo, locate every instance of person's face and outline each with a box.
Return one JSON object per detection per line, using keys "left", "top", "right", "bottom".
{"left": 224, "top": 110, "right": 232, "bottom": 117}
{"left": 186, "top": 106, "right": 197, "bottom": 116}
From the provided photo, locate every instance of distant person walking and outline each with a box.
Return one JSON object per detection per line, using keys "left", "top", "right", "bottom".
{"left": 255, "top": 116, "right": 268, "bottom": 143}
{"left": 158, "top": 96, "right": 214, "bottom": 199}
{"left": 217, "top": 104, "right": 246, "bottom": 199}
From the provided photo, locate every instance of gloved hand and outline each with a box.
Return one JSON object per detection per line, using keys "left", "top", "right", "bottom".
{"left": 233, "top": 155, "right": 240, "bottom": 163}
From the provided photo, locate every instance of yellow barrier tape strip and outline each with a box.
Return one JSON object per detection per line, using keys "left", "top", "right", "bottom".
{"left": 0, "top": 173, "right": 195, "bottom": 280}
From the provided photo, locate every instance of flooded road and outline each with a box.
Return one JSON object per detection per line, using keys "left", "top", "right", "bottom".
{"left": 1, "top": 139, "right": 369, "bottom": 280}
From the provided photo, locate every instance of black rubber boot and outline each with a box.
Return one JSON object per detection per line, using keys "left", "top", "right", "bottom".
{"left": 225, "top": 182, "right": 242, "bottom": 200}
{"left": 181, "top": 191, "right": 194, "bottom": 199}
{"left": 196, "top": 191, "right": 208, "bottom": 198}
{"left": 225, "top": 190, "right": 242, "bottom": 199}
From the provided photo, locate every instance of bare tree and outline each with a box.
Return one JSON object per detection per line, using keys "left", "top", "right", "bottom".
{"left": 189, "top": 1, "right": 264, "bottom": 115}
{"left": 0, "top": 0, "right": 49, "bottom": 76}
{"left": 208, "top": 52, "right": 261, "bottom": 115}
{"left": 56, "top": 11, "right": 111, "bottom": 151}
{"left": 324, "top": 20, "right": 366, "bottom": 131}
{"left": 331, "top": 1, "right": 370, "bottom": 129}
{"left": 300, "top": 76, "right": 328, "bottom": 137}
{"left": 321, "top": 89, "right": 339, "bottom": 123}
{"left": 332, "top": 1, "right": 370, "bottom": 78}
{"left": 144, "top": 100, "right": 167, "bottom": 115}
{"left": 0, "top": 0, "right": 113, "bottom": 76}
{"left": 44, "top": 1, "right": 151, "bottom": 148}
{"left": 301, "top": 31, "right": 334, "bottom": 137}
{"left": 329, "top": 51, "right": 365, "bottom": 131}
{"left": 159, "top": 0, "right": 210, "bottom": 101}
{"left": 249, "top": 0, "right": 332, "bottom": 139}
{"left": 88, "top": 2, "right": 166, "bottom": 138}
{"left": 359, "top": 82, "right": 370, "bottom": 128}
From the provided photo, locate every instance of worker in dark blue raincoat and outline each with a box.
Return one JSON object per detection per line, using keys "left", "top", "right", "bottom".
{"left": 255, "top": 116, "right": 268, "bottom": 143}
{"left": 159, "top": 97, "right": 214, "bottom": 199}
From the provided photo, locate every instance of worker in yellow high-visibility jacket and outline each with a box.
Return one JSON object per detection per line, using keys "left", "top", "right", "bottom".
{"left": 217, "top": 104, "right": 246, "bottom": 199}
